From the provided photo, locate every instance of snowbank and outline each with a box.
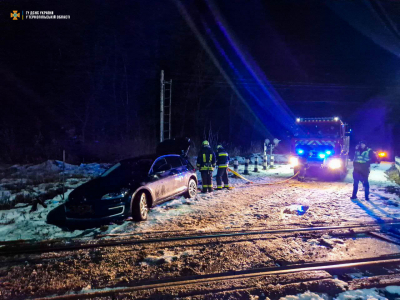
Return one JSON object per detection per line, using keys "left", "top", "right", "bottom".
{"left": 3, "top": 160, "right": 109, "bottom": 178}
{"left": 0, "top": 160, "right": 109, "bottom": 206}
{"left": 0, "top": 159, "right": 399, "bottom": 242}
{"left": 231, "top": 154, "right": 289, "bottom": 164}
{"left": 281, "top": 286, "right": 400, "bottom": 300}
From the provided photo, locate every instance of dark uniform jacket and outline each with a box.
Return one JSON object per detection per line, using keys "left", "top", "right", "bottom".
{"left": 197, "top": 146, "right": 216, "bottom": 171}
{"left": 216, "top": 148, "right": 230, "bottom": 168}
{"left": 353, "top": 147, "right": 373, "bottom": 177}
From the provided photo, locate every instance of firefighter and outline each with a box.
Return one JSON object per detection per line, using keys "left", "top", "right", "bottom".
{"left": 215, "top": 144, "right": 232, "bottom": 190}
{"left": 298, "top": 153, "right": 309, "bottom": 182}
{"left": 351, "top": 141, "right": 373, "bottom": 200}
{"left": 197, "top": 140, "right": 216, "bottom": 193}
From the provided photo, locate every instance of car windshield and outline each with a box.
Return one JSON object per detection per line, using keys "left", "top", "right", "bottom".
{"left": 101, "top": 159, "right": 153, "bottom": 178}
{"left": 295, "top": 123, "right": 340, "bottom": 138}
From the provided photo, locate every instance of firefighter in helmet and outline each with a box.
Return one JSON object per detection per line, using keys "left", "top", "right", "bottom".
{"left": 197, "top": 140, "right": 216, "bottom": 193}
{"left": 351, "top": 140, "right": 373, "bottom": 200}
{"left": 215, "top": 144, "right": 232, "bottom": 190}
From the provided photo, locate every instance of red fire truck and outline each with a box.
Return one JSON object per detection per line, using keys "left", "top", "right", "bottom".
{"left": 289, "top": 117, "right": 350, "bottom": 180}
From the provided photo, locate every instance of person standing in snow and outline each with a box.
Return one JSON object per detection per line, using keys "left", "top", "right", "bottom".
{"left": 215, "top": 144, "right": 232, "bottom": 190}
{"left": 196, "top": 140, "right": 216, "bottom": 193}
{"left": 351, "top": 141, "right": 373, "bottom": 201}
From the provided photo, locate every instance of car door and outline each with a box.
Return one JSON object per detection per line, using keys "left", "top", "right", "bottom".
{"left": 165, "top": 155, "right": 186, "bottom": 195}
{"left": 180, "top": 156, "right": 194, "bottom": 187}
{"left": 147, "top": 157, "right": 175, "bottom": 203}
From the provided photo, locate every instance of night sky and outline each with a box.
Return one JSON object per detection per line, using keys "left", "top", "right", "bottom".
{"left": 1, "top": 0, "right": 400, "bottom": 163}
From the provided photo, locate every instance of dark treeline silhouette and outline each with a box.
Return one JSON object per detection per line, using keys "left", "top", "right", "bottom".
{"left": 1, "top": 0, "right": 400, "bottom": 163}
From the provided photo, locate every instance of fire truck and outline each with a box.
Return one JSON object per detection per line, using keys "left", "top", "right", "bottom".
{"left": 289, "top": 117, "right": 350, "bottom": 180}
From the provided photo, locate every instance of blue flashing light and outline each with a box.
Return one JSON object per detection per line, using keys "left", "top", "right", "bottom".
{"left": 297, "top": 149, "right": 304, "bottom": 154}
{"left": 325, "top": 150, "right": 332, "bottom": 155}
{"left": 319, "top": 153, "right": 326, "bottom": 159}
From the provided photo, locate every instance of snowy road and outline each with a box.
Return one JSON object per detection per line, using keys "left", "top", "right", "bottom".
{"left": 101, "top": 162, "right": 400, "bottom": 238}
{"left": 0, "top": 162, "right": 399, "bottom": 241}
{"left": 1, "top": 162, "right": 400, "bottom": 299}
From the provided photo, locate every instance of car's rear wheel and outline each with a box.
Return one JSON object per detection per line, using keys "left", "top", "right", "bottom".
{"left": 132, "top": 192, "right": 148, "bottom": 221}
{"left": 184, "top": 178, "right": 197, "bottom": 198}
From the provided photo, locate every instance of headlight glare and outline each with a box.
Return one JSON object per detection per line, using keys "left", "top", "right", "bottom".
{"left": 289, "top": 157, "right": 299, "bottom": 167}
{"left": 328, "top": 159, "right": 342, "bottom": 169}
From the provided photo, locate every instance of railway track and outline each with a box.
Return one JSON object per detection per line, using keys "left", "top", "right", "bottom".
{"left": 31, "top": 254, "right": 400, "bottom": 300}
{"left": 1, "top": 222, "right": 399, "bottom": 299}
{"left": 1, "top": 222, "right": 399, "bottom": 257}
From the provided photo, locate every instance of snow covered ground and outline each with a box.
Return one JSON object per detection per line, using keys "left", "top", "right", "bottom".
{"left": 0, "top": 160, "right": 109, "bottom": 205}
{"left": 1, "top": 158, "right": 400, "bottom": 300}
{"left": 0, "top": 159, "right": 398, "bottom": 242}
{"left": 280, "top": 286, "right": 400, "bottom": 300}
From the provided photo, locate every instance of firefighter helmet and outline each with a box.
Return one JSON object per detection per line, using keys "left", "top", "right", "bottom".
{"left": 217, "top": 144, "right": 223, "bottom": 149}
{"left": 202, "top": 140, "right": 209, "bottom": 146}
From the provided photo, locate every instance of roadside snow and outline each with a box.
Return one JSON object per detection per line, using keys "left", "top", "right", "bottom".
{"left": 281, "top": 286, "right": 400, "bottom": 300}
{"left": 0, "top": 159, "right": 399, "bottom": 242}
{"left": 0, "top": 160, "right": 109, "bottom": 205}
{"left": 280, "top": 291, "right": 328, "bottom": 300}
{"left": 385, "top": 286, "right": 400, "bottom": 295}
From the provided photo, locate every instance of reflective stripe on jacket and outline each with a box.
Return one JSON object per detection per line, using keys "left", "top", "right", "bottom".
{"left": 197, "top": 146, "right": 216, "bottom": 171}
{"left": 354, "top": 148, "right": 371, "bottom": 164}
{"left": 217, "top": 150, "right": 229, "bottom": 168}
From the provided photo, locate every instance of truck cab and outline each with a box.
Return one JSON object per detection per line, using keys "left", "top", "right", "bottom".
{"left": 289, "top": 117, "right": 349, "bottom": 180}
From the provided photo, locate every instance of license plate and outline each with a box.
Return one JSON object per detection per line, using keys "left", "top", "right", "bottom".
{"left": 70, "top": 205, "right": 94, "bottom": 215}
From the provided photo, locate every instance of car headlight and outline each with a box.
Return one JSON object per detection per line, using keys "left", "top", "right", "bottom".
{"left": 328, "top": 159, "right": 342, "bottom": 169}
{"left": 101, "top": 189, "right": 129, "bottom": 200}
{"left": 289, "top": 157, "right": 299, "bottom": 167}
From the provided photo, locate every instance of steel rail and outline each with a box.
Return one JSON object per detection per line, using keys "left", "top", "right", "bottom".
{"left": 32, "top": 254, "right": 400, "bottom": 300}
{"left": 1, "top": 222, "right": 400, "bottom": 257}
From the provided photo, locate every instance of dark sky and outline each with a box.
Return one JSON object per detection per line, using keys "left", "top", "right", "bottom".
{"left": 1, "top": 0, "right": 399, "bottom": 161}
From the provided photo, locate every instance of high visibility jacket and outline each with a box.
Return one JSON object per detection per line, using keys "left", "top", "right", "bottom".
{"left": 354, "top": 148, "right": 372, "bottom": 164}
{"left": 216, "top": 148, "right": 230, "bottom": 168}
{"left": 196, "top": 146, "right": 216, "bottom": 171}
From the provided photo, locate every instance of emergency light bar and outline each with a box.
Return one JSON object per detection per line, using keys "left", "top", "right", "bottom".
{"left": 296, "top": 117, "right": 342, "bottom": 123}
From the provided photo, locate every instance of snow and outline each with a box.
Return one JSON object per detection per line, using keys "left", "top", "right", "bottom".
{"left": 280, "top": 291, "right": 328, "bottom": 300}
{"left": 335, "top": 288, "right": 387, "bottom": 300}
{"left": 0, "top": 158, "right": 399, "bottom": 242}
{"left": 385, "top": 286, "right": 400, "bottom": 295}
{"left": 281, "top": 286, "right": 400, "bottom": 300}
{"left": 140, "top": 249, "right": 198, "bottom": 266}
{"left": 231, "top": 154, "right": 289, "bottom": 164}
{"left": 0, "top": 160, "right": 109, "bottom": 204}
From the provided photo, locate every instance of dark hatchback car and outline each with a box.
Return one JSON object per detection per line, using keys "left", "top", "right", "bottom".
{"left": 65, "top": 139, "right": 197, "bottom": 222}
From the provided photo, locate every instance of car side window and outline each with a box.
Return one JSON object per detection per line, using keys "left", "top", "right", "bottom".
{"left": 180, "top": 157, "right": 187, "bottom": 166}
{"left": 152, "top": 158, "right": 168, "bottom": 173}
{"left": 165, "top": 156, "right": 182, "bottom": 169}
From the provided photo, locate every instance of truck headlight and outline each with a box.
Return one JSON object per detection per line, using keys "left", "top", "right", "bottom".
{"left": 328, "top": 159, "right": 341, "bottom": 169}
{"left": 289, "top": 157, "right": 299, "bottom": 167}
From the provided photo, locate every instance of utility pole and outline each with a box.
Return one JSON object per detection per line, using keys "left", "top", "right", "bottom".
{"left": 160, "top": 70, "right": 164, "bottom": 142}
{"left": 160, "top": 70, "right": 172, "bottom": 142}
